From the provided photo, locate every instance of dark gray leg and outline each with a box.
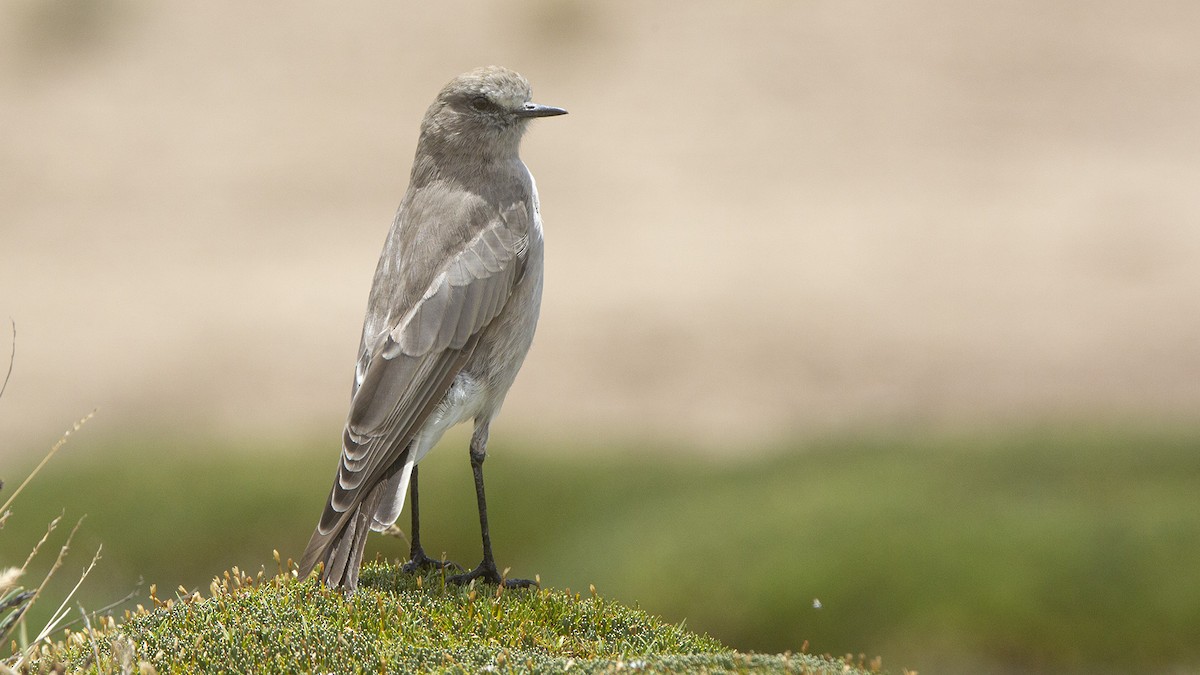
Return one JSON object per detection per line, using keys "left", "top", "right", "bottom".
{"left": 449, "top": 422, "right": 536, "bottom": 588}
{"left": 402, "top": 465, "right": 461, "bottom": 573}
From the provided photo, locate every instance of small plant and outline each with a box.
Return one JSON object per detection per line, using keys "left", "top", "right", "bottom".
{"left": 1, "top": 321, "right": 101, "bottom": 671}
{"left": 0, "top": 527, "right": 35, "bottom": 645}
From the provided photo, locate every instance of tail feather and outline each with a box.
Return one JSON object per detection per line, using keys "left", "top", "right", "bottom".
{"left": 299, "top": 484, "right": 388, "bottom": 592}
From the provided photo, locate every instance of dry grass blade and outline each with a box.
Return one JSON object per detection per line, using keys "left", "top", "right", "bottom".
{"left": 0, "top": 318, "right": 13, "bottom": 402}
{"left": 0, "top": 320, "right": 13, "bottom": 532}
{"left": 40, "top": 543, "right": 102, "bottom": 644}
{"left": 57, "top": 582, "right": 143, "bottom": 633}
{"left": 7, "top": 517, "right": 85, "bottom": 642}
{"left": 1, "top": 328, "right": 105, "bottom": 668}
{"left": 0, "top": 410, "right": 96, "bottom": 518}
{"left": 10, "top": 524, "right": 100, "bottom": 670}
{"left": 21, "top": 512, "right": 63, "bottom": 571}
{"left": 77, "top": 606, "right": 102, "bottom": 674}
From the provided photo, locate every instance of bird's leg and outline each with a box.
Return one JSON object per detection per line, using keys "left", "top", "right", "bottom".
{"left": 449, "top": 423, "right": 536, "bottom": 588}
{"left": 402, "top": 465, "right": 461, "bottom": 573}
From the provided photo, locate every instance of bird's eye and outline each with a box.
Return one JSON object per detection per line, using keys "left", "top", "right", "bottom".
{"left": 470, "top": 96, "right": 491, "bottom": 112}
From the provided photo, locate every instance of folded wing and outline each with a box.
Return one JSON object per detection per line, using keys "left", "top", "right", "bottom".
{"left": 300, "top": 200, "right": 531, "bottom": 577}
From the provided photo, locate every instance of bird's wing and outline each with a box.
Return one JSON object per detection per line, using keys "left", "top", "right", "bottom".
{"left": 310, "top": 197, "right": 533, "bottom": 543}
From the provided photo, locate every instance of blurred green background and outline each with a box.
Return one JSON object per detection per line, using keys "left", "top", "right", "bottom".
{"left": 5, "top": 426, "right": 1200, "bottom": 673}
{"left": 4, "top": 1, "right": 1200, "bottom": 673}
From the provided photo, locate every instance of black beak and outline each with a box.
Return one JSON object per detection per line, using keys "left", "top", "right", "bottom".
{"left": 514, "top": 101, "right": 568, "bottom": 118}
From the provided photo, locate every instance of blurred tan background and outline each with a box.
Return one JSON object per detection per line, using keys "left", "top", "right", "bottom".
{"left": 3, "top": 0, "right": 1200, "bottom": 456}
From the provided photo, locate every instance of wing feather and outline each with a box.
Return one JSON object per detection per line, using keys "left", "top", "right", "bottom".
{"left": 307, "top": 200, "right": 531, "bottom": 545}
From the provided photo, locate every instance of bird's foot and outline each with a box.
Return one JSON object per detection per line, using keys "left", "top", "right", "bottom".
{"left": 449, "top": 559, "right": 537, "bottom": 588}
{"left": 402, "top": 547, "right": 462, "bottom": 574}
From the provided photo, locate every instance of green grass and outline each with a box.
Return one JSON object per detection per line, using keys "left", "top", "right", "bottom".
{"left": 4, "top": 424, "right": 1200, "bottom": 672}
{"left": 23, "top": 561, "right": 867, "bottom": 674}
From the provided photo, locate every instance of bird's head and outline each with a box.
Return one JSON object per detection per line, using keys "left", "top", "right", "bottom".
{"left": 419, "top": 66, "right": 567, "bottom": 158}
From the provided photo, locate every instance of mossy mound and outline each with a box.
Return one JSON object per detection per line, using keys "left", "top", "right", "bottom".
{"left": 22, "top": 560, "right": 871, "bottom": 674}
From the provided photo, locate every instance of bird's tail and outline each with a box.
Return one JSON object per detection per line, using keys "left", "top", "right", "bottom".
{"left": 298, "top": 488, "right": 381, "bottom": 592}
{"left": 298, "top": 458, "right": 414, "bottom": 592}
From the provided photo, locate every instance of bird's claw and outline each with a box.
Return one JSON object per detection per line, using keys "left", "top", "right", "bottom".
{"left": 449, "top": 561, "right": 537, "bottom": 588}
{"left": 403, "top": 548, "right": 463, "bottom": 574}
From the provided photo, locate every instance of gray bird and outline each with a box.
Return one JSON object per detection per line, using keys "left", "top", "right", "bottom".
{"left": 299, "top": 66, "right": 566, "bottom": 591}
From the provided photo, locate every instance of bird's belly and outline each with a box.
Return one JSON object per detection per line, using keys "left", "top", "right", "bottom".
{"left": 411, "top": 232, "right": 544, "bottom": 464}
{"left": 407, "top": 373, "right": 488, "bottom": 465}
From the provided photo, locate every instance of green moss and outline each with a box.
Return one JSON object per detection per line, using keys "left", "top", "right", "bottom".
{"left": 24, "top": 561, "right": 870, "bottom": 674}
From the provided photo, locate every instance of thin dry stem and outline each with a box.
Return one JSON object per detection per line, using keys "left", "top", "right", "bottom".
{"left": 21, "top": 512, "right": 64, "bottom": 572}
{"left": 78, "top": 606, "right": 102, "bottom": 673}
{"left": 12, "top": 537, "right": 101, "bottom": 669}
{"left": 0, "top": 410, "right": 97, "bottom": 518}
{"left": 57, "top": 581, "right": 143, "bottom": 633}
{"left": 44, "top": 544, "right": 105, "bottom": 641}
{"left": 0, "top": 319, "right": 13, "bottom": 401}
{"left": 8, "top": 516, "right": 86, "bottom": 647}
